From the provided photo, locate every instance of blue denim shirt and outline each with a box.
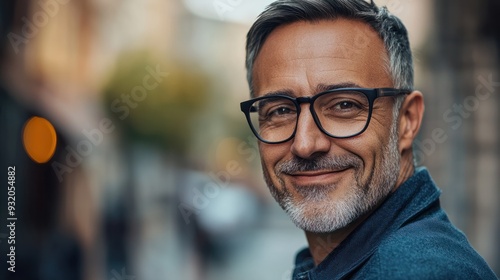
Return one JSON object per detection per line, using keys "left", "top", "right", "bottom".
{"left": 292, "top": 167, "right": 498, "bottom": 280}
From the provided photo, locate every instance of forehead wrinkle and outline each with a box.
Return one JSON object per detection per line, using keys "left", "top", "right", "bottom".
{"left": 315, "top": 69, "right": 359, "bottom": 75}
{"left": 287, "top": 55, "right": 364, "bottom": 62}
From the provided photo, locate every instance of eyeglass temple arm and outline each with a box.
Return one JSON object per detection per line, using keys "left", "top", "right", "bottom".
{"left": 376, "top": 88, "right": 412, "bottom": 97}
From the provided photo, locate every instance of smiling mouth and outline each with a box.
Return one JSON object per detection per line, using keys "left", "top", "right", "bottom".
{"left": 285, "top": 168, "right": 351, "bottom": 185}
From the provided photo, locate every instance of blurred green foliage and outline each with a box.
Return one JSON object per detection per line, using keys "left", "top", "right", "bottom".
{"left": 102, "top": 51, "right": 212, "bottom": 157}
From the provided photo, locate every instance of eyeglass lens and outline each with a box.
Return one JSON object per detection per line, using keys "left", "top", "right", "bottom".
{"left": 248, "top": 91, "right": 370, "bottom": 142}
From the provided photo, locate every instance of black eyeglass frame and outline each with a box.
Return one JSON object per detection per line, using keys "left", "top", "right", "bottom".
{"left": 240, "top": 88, "right": 411, "bottom": 144}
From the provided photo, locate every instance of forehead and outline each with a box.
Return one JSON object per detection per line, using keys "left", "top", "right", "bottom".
{"left": 252, "top": 19, "right": 392, "bottom": 97}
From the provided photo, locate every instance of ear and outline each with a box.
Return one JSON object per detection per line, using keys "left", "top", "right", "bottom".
{"left": 398, "top": 91, "right": 424, "bottom": 154}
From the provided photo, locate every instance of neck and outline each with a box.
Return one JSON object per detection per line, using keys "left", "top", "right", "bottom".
{"left": 392, "top": 149, "right": 415, "bottom": 193}
{"left": 305, "top": 211, "right": 371, "bottom": 266}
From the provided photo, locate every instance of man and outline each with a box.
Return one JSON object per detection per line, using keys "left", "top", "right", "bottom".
{"left": 240, "top": 0, "right": 498, "bottom": 279}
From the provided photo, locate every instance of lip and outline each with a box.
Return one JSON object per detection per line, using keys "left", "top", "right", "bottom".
{"left": 285, "top": 168, "right": 350, "bottom": 186}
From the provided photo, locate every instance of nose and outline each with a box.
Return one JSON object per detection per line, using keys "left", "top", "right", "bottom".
{"left": 290, "top": 104, "right": 332, "bottom": 159}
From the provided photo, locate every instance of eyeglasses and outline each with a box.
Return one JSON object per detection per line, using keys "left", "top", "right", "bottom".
{"left": 240, "top": 88, "right": 410, "bottom": 144}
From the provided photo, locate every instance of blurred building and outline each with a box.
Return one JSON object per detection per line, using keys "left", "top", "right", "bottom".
{"left": 420, "top": 0, "right": 500, "bottom": 272}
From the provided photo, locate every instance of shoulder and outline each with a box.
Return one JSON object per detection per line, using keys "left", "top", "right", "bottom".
{"left": 364, "top": 212, "right": 498, "bottom": 279}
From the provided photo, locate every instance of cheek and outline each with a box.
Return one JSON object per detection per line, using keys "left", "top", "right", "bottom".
{"left": 259, "top": 143, "right": 289, "bottom": 174}
{"left": 339, "top": 127, "right": 389, "bottom": 178}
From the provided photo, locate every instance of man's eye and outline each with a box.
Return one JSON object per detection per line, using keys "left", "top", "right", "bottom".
{"left": 270, "top": 107, "right": 293, "bottom": 116}
{"left": 334, "top": 101, "right": 359, "bottom": 110}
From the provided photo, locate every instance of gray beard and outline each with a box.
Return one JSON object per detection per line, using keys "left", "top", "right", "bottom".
{"left": 262, "top": 120, "right": 401, "bottom": 233}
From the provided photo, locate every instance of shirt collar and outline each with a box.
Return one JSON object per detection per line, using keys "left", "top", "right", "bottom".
{"left": 293, "top": 167, "right": 441, "bottom": 279}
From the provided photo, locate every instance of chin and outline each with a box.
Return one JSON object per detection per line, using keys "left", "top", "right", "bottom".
{"left": 279, "top": 190, "right": 363, "bottom": 233}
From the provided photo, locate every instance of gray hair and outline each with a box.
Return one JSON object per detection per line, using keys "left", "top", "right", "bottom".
{"left": 245, "top": 0, "right": 414, "bottom": 97}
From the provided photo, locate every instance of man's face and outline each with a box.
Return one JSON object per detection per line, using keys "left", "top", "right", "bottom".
{"left": 252, "top": 19, "right": 402, "bottom": 233}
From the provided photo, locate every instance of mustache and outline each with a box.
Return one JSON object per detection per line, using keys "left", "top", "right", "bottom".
{"left": 276, "top": 154, "right": 362, "bottom": 176}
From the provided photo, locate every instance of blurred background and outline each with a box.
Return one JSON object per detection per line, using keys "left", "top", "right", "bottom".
{"left": 0, "top": 0, "right": 498, "bottom": 279}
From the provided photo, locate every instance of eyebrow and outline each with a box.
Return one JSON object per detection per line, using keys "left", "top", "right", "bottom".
{"left": 260, "top": 82, "right": 363, "bottom": 98}
{"left": 316, "top": 82, "right": 362, "bottom": 92}
{"left": 261, "top": 89, "right": 295, "bottom": 98}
